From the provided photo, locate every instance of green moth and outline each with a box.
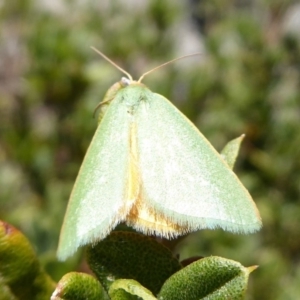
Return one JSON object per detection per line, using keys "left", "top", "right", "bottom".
{"left": 57, "top": 51, "right": 262, "bottom": 261}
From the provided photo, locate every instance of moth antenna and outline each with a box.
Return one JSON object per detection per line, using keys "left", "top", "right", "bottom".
{"left": 91, "top": 47, "right": 133, "bottom": 81}
{"left": 138, "top": 53, "right": 202, "bottom": 83}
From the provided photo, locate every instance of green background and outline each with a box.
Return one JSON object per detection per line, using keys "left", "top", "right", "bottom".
{"left": 0, "top": 1, "right": 299, "bottom": 299}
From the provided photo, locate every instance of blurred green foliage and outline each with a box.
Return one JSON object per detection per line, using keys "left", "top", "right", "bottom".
{"left": 0, "top": 0, "right": 299, "bottom": 299}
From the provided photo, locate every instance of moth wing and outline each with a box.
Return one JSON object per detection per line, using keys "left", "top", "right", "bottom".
{"left": 58, "top": 95, "right": 132, "bottom": 260}
{"left": 136, "top": 93, "right": 261, "bottom": 235}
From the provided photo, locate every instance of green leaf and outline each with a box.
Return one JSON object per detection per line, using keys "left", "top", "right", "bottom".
{"left": 0, "top": 276, "right": 17, "bottom": 300}
{"left": 109, "top": 279, "right": 156, "bottom": 300}
{"left": 86, "top": 231, "right": 181, "bottom": 295}
{"left": 158, "top": 256, "right": 256, "bottom": 300}
{"left": 0, "top": 221, "right": 56, "bottom": 300}
{"left": 109, "top": 289, "right": 138, "bottom": 300}
{"left": 220, "top": 135, "right": 245, "bottom": 169}
{"left": 51, "top": 272, "right": 107, "bottom": 300}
